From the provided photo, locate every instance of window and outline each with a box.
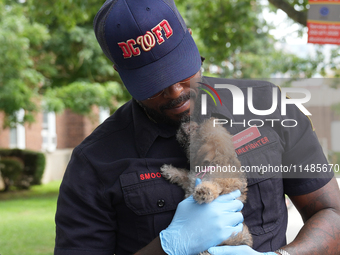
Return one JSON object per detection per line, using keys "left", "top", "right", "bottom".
{"left": 331, "top": 121, "right": 340, "bottom": 152}
{"left": 99, "top": 107, "right": 110, "bottom": 123}
{"left": 9, "top": 109, "right": 26, "bottom": 149}
{"left": 41, "top": 111, "right": 57, "bottom": 152}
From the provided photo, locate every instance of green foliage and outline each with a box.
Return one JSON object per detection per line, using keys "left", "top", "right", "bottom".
{"left": 329, "top": 48, "right": 340, "bottom": 78}
{"left": 0, "top": 2, "right": 48, "bottom": 126}
{"left": 0, "top": 149, "right": 46, "bottom": 189}
{"left": 331, "top": 102, "right": 340, "bottom": 116}
{"left": 43, "top": 25, "right": 115, "bottom": 86}
{"left": 179, "top": 0, "right": 262, "bottom": 63}
{"left": 329, "top": 152, "right": 340, "bottom": 165}
{"left": 0, "top": 157, "right": 24, "bottom": 191}
{"left": 329, "top": 152, "right": 340, "bottom": 176}
{"left": 44, "top": 81, "right": 131, "bottom": 114}
{"left": 0, "top": 0, "right": 126, "bottom": 127}
{"left": 26, "top": 0, "right": 102, "bottom": 30}
{"left": 1, "top": 0, "right": 339, "bottom": 127}
{"left": 176, "top": 0, "right": 339, "bottom": 79}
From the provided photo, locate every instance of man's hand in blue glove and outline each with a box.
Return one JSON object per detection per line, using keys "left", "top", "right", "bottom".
{"left": 208, "top": 245, "right": 277, "bottom": 255}
{"left": 160, "top": 179, "right": 244, "bottom": 255}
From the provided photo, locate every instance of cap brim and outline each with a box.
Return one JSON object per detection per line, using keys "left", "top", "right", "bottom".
{"left": 116, "top": 31, "right": 201, "bottom": 101}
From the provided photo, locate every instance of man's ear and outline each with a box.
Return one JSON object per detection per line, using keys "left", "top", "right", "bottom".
{"left": 188, "top": 28, "right": 192, "bottom": 35}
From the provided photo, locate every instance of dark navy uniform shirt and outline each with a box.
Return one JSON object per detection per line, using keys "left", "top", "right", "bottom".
{"left": 55, "top": 77, "right": 333, "bottom": 255}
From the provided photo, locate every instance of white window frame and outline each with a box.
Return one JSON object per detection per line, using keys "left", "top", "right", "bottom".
{"left": 331, "top": 121, "right": 340, "bottom": 152}
{"left": 41, "top": 111, "right": 57, "bottom": 152}
{"left": 99, "top": 107, "right": 110, "bottom": 123}
{"left": 9, "top": 109, "right": 26, "bottom": 149}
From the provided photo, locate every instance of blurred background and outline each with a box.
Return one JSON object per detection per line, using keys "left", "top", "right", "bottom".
{"left": 0, "top": 0, "right": 339, "bottom": 254}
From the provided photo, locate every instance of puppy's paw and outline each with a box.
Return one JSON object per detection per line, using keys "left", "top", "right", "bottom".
{"left": 193, "top": 182, "right": 221, "bottom": 204}
{"left": 160, "top": 164, "right": 174, "bottom": 180}
{"left": 160, "top": 164, "right": 189, "bottom": 187}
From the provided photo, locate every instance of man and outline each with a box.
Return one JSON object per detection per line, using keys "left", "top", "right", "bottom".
{"left": 54, "top": 0, "right": 340, "bottom": 254}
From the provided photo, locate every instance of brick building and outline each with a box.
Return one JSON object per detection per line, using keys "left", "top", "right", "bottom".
{"left": 1, "top": 80, "right": 340, "bottom": 184}
{"left": 0, "top": 107, "right": 108, "bottom": 151}
{"left": 0, "top": 107, "right": 110, "bottom": 184}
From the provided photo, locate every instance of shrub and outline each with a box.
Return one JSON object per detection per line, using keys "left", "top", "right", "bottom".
{"left": 0, "top": 149, "right": 46, "bottom": 190}
{"left": 0, "top": 157, "right": 24, "bottom": 191}
{"left": 329, "top": 151, "right": 340, "bottom": 176}
{"left": 329, "top": 152, "right": 340, "bottom": 164}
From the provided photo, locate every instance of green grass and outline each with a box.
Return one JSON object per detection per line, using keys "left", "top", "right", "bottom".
{"left": 0, "top": 181, "right": 61, "bottom": 255}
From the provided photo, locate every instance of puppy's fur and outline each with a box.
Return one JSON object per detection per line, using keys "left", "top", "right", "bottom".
{"left": 161, "top": 118, "right": 252, "bottom": 254}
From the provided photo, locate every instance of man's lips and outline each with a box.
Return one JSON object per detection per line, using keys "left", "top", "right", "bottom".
{"left": 164, "top": 99, "right": 190, "bottom": 115}
{"left": 160, "top": 92, "right": 191, "bottom": 114}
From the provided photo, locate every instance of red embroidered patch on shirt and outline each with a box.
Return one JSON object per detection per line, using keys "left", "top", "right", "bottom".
{"left": 232, "top": 126, "right": 261, "bottom": 149}
{"left": 235, "top": 136, "right": 270, "bottom": 156}
{"left": 140, "top": 172, "right": 162, "bottom": 181}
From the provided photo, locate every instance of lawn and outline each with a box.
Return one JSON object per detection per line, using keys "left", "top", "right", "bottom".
{"left": 0, "top": 181, "right": 61, "bottom": 255}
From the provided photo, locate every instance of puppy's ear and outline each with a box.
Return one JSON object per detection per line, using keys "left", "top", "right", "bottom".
{"left": 176, "top": 126, "right": 189, "bottom": 149}
{"left": 176, "top": 121, "right": 199, "bottom": 149}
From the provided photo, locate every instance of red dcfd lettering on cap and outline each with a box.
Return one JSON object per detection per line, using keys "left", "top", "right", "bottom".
{"left": 140, "top": 172, "right": 162, "bottom": 180}
{"left": 117, "top": 42, "right": 132, "bottom": 58}
{"left": 160, "top": 20, "right": 173, "bottom": 38}
{"left": 117, "top": 39, "right": 141, "bottom": 58}
{"left": 127, "top": 39, "right": 140, "bottom": 56}
{"left": 152, "top": 19, "right": 173, "bottom": 44}
{"left": 118, "top": 19, "right": 173, "bottom": 58}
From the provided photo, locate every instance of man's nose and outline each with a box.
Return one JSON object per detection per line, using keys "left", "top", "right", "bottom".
{"left": 163, "top": 83, "right": 184, "bottom": 99}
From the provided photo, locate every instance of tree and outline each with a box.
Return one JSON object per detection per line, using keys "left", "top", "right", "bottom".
{"left": 266, "top": 0, "right": 340, "bottom": 78}
{"left": 0, "top": 1, "right": 46, "bottom": 126}
{"left": 1, "top": 0, "right": 339, "bottom": 128}
{"left": 268, "top": 0, "right": 308, "bottom": 26}
{"left": 0, "top": 0, "right": 130, "bottom": 128}
{"left": 175, "top": 0, "right": 340, "bottom": 79}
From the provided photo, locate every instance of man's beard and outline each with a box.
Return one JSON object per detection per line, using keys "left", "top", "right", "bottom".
{"left": 137, "top": 93, "right": 192, "bottom": 127}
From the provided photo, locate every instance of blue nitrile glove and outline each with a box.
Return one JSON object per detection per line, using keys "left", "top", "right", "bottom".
{"left": 208, "top": 245, "right": 277, "bottom": 255}
{"left": 160, "top": 179, "right": 244, "bottom": 255}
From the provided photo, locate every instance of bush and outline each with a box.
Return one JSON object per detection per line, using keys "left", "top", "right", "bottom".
{"left": 329, "top": 151, "right": 340, "bottom": 164}
{"left": 0, "top": 149, "right": 46, "bottom": 190}
{"left": 0, "top": 157, "right": 24, "bottom": 191}
{"left": 329, "top": 151, "right": 340, "bottom": 176}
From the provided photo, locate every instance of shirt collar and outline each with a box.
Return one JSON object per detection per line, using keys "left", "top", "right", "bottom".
{"left": 131, "top": 99, "right": 178, "bottom": 158}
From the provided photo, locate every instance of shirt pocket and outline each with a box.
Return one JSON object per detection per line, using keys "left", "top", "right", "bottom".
{"left": 238, "top": 139, "right": 285, "bottom": 236}
{"left": 119, "top": 158, "right": 185, "bottom": 240}
{"left": 120, "top": 177, "right": 183, "bottom": 216}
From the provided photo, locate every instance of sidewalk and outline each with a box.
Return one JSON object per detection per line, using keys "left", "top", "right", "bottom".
{"left": 286, "top": 178, "right": 340, "bottom": 243}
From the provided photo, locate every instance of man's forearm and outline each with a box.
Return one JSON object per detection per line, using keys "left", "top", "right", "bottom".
{"left": 282, "top": 207, "right": 340, "bottom": 254}
{"left": 134, "top": 236, "right": 167, "bottom": 255}
{"left": 281, "top": 178, "right": 340, "bottom": 254}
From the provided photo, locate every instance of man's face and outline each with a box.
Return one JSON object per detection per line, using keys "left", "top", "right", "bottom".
{"left": 138, "top": 71, "right": 201, "bottom": 127}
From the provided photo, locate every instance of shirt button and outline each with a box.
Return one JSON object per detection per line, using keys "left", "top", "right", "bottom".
{"left": 157, "top": 199, "right": 165, "bottom": 208}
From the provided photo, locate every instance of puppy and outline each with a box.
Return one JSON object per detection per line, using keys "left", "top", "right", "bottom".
{"left": 161, "top": 117, "right": 252, "bottom": 254}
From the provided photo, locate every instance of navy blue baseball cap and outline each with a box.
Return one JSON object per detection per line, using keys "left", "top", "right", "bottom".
{"left": 94, "top": 0, "right": 201, "bottom": 101}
